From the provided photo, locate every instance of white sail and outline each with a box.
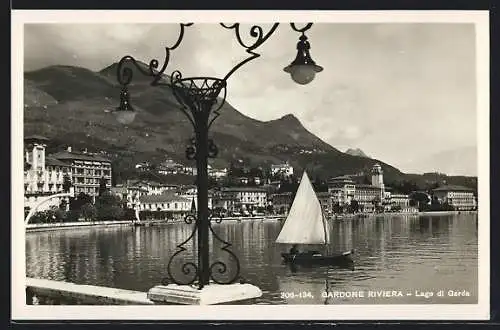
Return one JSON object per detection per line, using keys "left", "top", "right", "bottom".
{"left": 276, "top": 171, "right": 330, "bottom": 245}
{"left": 135, "top": 204, "right": 141, "bottom": 223}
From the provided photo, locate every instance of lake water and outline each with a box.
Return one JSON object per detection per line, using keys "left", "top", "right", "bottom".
{"left": 25, "top": 214, "right": 478, "bottom": 304}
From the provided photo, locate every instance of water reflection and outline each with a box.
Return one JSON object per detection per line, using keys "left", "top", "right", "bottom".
{"left": 26, "top": 214, "right": 478, "bottom": 304}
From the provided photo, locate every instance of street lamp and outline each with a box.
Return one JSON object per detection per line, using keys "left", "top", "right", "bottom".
{"left": 113, "top": 23, "right": 323, "bottom": 290}
{"left": 284, "top": 24, "right": 324, "bottom": 85}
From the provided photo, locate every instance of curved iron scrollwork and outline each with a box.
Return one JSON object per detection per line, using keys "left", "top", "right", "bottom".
{"left": 207, "top": 139, "right": 218, "bottom": 158}
{"left": 163, "top": 213, "right": 199, "bottom": 286}
{"left": 209, "top": 209, "right": 224, "bottom": 224}
{"left": 290, "top": 23, "right": 313, "bottom": 34}
{"left": 208, "top": 213, "right": 241, "bottom": 284}
{"left": 171, "top": 77, "right": 227, "bottom": 111}
{"left": 116, "top": 23, "right": 193, "bottom": 88}
{"left": 185, "top": 137, "right": 197, "bottom": 160}
{"left": 116, "top": 22, "right": 315, "bottom": 289}
{"left": 220, "top": 23, "right": 280, "bottom": 81}
{"left": 169, "top": 73, "right": 228, "bottom": 133}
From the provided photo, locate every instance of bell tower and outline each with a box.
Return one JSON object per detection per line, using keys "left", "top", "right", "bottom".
{"left": 371, "top": 163, "right": 385, "bottom": 194}
{"left": 24, "top": 135, "right": 49, "bottom": 193}
{"left": 24, "top": 136, "right": 48, "bottom": 171}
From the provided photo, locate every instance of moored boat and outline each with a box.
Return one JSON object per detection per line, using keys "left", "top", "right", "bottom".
{"left": 275, "top": 171, "right": 355, "bottom": 267}
{"left": 281, "top": 249, "right": 354, "bottom": 266}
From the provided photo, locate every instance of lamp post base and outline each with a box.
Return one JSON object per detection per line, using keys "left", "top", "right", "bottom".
{"left": 147, "top": 283, "right": 262, "bottom": 305}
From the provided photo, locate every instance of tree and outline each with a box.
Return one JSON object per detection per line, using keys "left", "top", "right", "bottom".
{"left": 59, "top": 199, "right": 68, "bottom": 210}
{"left": 208, "top": 176, "right": 219, "bottom": 189}
{"left": 430, "top": 196, "right": 441, "bottom": 211}
{"left": 256, "top": 206, "right": 266, "bottom": 214}
{"left": 81, "top": 203, "right": 97, "bottom": 221}
{"left": 98, "top": 176, "right": 108, "bottom": 196}
{"left": 442, "top": 201, "right": 454, "bottom": 211}
{"left": 69, "top": 192, "right": 93, "bottom": 211}
{"left": 349, "top": 200, "right": 360, "bottom": 213}
{"left": 62, "top": 174, "right": 72, "bottom": 193}
{"left": 428, "top": 182, "right": 440, "bottom": 194}
{"left": 392, "top": 204, "right": 402, "bottom": 212}
{"left": 95, "top": 192, "right": 124, "bottom": 220}
{"left": 332, "top": 202, "right": 342, "bottom": 214}
{"left": 249, "top": 166, "right": 263, "bottom": 178}
{"left": 409, "top": 192, "right": 430, "bottom": 211}
{"left": 313, "top": 175, "right": 328, "bottom": 193}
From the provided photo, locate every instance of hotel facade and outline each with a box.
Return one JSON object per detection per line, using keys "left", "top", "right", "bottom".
{"left": 24, "top": 136, "right": 112, "bottom": 197}
{"left": 432, "top": 185, "right": 477, "bottom": 210}
{"left": 50, "top": 147, "right": 112, "bottom": 197}
{"left": 212, "top": 187, "right": 268, "bottom": 214}
{"left": 326, "top": 163, "right": 411, "bottom": 213}
{"left": 24, "top": 136, "right": 72, "bottom": 195}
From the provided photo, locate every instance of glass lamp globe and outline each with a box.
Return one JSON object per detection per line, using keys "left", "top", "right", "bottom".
{"left": 287, "top": 64, "right": 318, "bottom": 85}
{"left": 284, "top": 34, "right": 323, "bottom": 86}
{"left": 114, "top": 87, "right": 136, "bottom": 125}
{"left": 113, "top": 110, "right": 136, "bottom": 125}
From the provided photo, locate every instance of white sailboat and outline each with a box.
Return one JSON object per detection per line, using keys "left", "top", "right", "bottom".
{"left": 276, "top": 171, "right": 354, "bottom": 266}
{"left": 132, "top": 201, "right": 146, "bottom": 227}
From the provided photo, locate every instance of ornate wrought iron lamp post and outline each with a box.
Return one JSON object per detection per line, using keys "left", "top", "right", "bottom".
{"left": 113, "top": 23, "right": 323, "bottom": 291}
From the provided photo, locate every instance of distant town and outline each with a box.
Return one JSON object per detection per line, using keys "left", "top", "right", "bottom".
{"left": 24, "top": 135, "right": 478, "bottom": 224}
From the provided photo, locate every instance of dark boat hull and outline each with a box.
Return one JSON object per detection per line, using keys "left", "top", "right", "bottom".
{"left": 281, "top": 250, "right": 354, "bottom": 266}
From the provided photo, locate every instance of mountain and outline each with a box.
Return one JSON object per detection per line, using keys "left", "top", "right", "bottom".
{"left": 345, "top": 148, "right": 369, "bottom": 158}
{"left": 23, "top": 63, "right": 424, "bottom": 185}
{"left": 400, "top": 146, "right": 477, "bottom": 177}
{"left": 24, "top": 79, "right": 59, "bottom": 108}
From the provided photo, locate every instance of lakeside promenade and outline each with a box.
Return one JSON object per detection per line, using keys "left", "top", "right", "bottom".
{"left": 24, "top": 211, "right": 477, "bottom": 232}
{"left": 25, "top": 215, "right": 285, "bottom": 232}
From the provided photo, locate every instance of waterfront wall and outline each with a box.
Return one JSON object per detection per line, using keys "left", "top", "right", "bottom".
{"left": 25, "top": 220, "right": 156, "bottom": 232}
{"left": 25, "top": 216, "right": 284, "bottom": 232}
{"left": 26, "top": 277, "right": 154, "bottom": 305}
{"left": 25, "top": 211, "right": 475, "bottom": 232}
{"left": 25, "top": 278, "right": 262, "bottom": 305}
{"left": 417, "top": 210, "right": 478, "bottom": 216}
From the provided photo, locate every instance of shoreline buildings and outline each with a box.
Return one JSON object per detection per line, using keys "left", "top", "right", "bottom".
{"left": 327, "top": 164, "right": 413, "bottom": 213}
{"left": 432, "top": 185, "right": 477, "bottom": 211}
{"left": 24, "top": 137, "right": 477, "bottom": 217}
{"left": 212, "top": 187, "right": 268, "bottom": 215}
{"left": 24, "top": 135, "right": 71, "bottom": 195}
{"left": 24, "top": 136, "right": 112, "bottom": 213}
{"left": 24, "top": 136, "right": 112, "bottom": 197}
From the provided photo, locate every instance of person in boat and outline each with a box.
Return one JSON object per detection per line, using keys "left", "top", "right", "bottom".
{"left": 290, "top": 245, "right": 299, "bottom": 255}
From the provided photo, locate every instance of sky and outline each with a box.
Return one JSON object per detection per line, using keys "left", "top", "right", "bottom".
{"left": 23, "top": 22, "right": 479, "bottom": 175}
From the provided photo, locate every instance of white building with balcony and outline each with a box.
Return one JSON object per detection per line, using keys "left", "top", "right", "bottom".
{"left": 328, "top": 175, "right": 356, "bottom": 205}
{"left": 432, "top": 185, "right": 476, "bottom": 210}
{"left": 49, "top": 147, "right": 112, "bottom": 197}
{"left": 24, "top": 136, "right": 72, "bottom": 195}
{"left": 212, "top": 187, "right": 268, "bottom": 214}
{"left": 138, "top": 191, "right": 194, "bottom": 219}
{"left": 270, "top": 161, "right": 294, "bottom": 177}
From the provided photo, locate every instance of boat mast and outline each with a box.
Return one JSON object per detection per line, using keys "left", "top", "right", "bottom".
{"left": 320, "top": 207, "right": 329, "bottom": 255}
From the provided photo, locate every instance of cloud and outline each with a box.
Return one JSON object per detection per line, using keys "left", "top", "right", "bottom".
{"left": 23, "top": 22, "right": 478, "bottom": 174}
